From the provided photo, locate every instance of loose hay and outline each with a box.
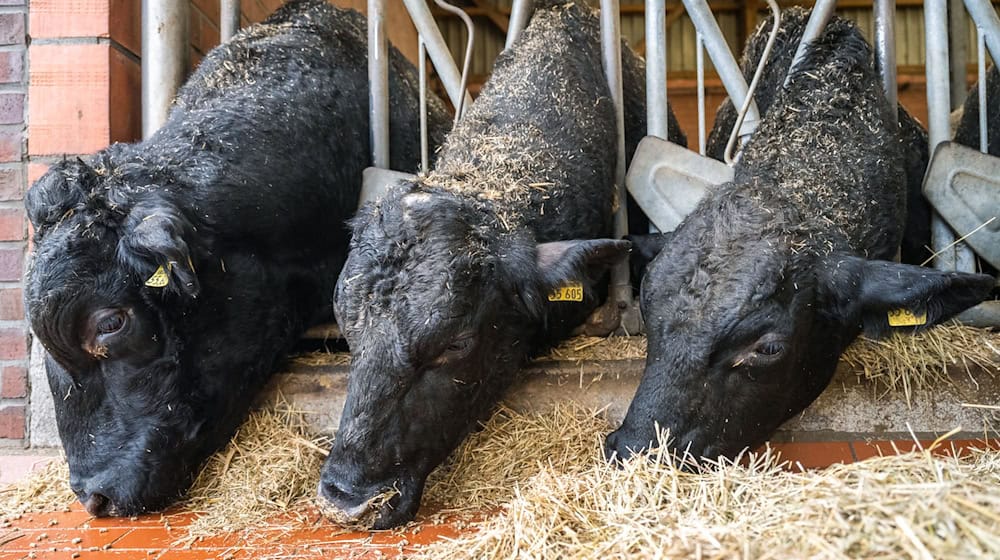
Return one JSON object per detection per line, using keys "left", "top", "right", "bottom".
{"left": 842, "top": 323, "right": 1000, "bottom": 404}
{"left": 0, "top": 459, "right": 74, "bottom": 518}
{"left": 178, "top": 399, "right": 331, "bottom": 540}
{"left": 414, "top": 406, "right": 1000, "bottom": 560}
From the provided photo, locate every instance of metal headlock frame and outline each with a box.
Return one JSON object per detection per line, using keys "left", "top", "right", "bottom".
{"left": 138, "top": 1, "right": 998, "bottom": 329}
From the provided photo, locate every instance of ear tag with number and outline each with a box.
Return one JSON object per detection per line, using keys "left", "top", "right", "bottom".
{"left": 548, "top": 281, "right": 584, "bottom": 302}
{"left": 887, "top": 308, "right": 927, "bottom": 327}
{"left": 145, "top": 264, "right": 172, "bottom": 288}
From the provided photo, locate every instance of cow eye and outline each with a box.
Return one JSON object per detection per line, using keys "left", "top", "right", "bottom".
{"left": 445, "top": 336, "right": 474, "bottom": 355}
{"left": 93, "top": 309, "right": 128, "bottom": 336}
{"left": 755, "top": 341, "right": 783, "bottom": 356}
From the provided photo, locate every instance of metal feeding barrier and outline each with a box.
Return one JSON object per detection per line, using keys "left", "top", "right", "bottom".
{"left": 138, "top": 0, "right": 998, "bottom": 330}
{"left": 922, "top": 0, "right": 1000, "bottom": 326}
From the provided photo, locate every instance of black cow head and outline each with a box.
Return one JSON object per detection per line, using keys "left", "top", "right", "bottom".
{"left": 317, "top": 185, "right": 629, "bottom": 528}
{"left": 606, "top": 208, "right": 995, "bottom": 464}
{"left": 25, "top": 154, "right": 301, "bottom": 516}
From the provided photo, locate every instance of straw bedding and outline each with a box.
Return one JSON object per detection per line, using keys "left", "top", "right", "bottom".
{"left": 3, "top": 324, "right": 997, "bottom": 551}
{"left": 413, "top": 405, "right": 1000, "bottom": 559}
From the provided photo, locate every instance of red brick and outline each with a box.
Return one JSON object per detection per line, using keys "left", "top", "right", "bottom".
{"left": 0, "top": 128, "right": 22, "bottom": 161}
{"left": 0, "top": 50, "right": 24, "bottom": 84}
{"left": 0, "top": 93, "right": 23, "bottom": 124}
{"left": 1, "top": 365, "right": 26, "bottom": 398}
{"left": 0, "top": 13, "right": 24, "bottom": 45}
{"left": 0, "top": 404, "right": 25, "bottom": 439}
{"left": 0, "top": 166, "right": 22, "bottom": 200}
{"left": 0, "top": 208, "right": 23, "bottom": 240}
{"left": 26, "top": 162, "right": 47, "bottom": 184}
{"left": 0, "top": 327, "right": 26, "bottom": 359}
{"left": 0, "top": 286, "right": 23, "bottom": 319}
{"left": 30, "top": 0, "right": 109, "bottom": 39}
{"left": 28, "top": 43, "right": 111, "bottom": 155}
{"left": 109, "top": 0, "right": 141, "bottom": 57}
{"left": 0, "top": 246, "right": 23, "bottom": 281}
{"left": 109, "top": 47, "right": 141, "bottom": 144}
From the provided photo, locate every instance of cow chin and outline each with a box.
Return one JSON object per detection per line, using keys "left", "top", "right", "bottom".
{"left": 316, "top": 471, "right": 424, "bottom": 530}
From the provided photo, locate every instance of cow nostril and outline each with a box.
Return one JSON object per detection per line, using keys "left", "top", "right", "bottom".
{"left": 82, "top": 493, "right": 110, "bottom": 517}
{"left": 317, "top": 480, "right": 375, "bottom": 524}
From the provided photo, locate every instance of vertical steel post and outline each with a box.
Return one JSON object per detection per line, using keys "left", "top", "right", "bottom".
{"left": 401, "top": 0, "right": 473, "bottom": 111}
{"left": 419, "top": 38, "right": 429, "bottom": 173}
{"left": 506, "top": 0, "right": 534, "bottom": 49}
{"left": 369, "top": 0, "right": 390, "bottom": 168}
{"left": 978, "top": 28, "right": 988, "bottom": 153}
{"left": 142, "top": 0, "right": 189, "bottom": 139}
{"left": 220, "top": 0, "right": 241, "bottom": 43}
{"left": 873, "top": 0, "right": 897, "bottom": 127}
{"left": 925, "top": 0, "right": 976, "bottom": 271}
{"left": 601, "top": 0, "right": 634, "bottom": 324}
{"left": 696, "top": 32, "right": 706, "bottom": 155}
{"left": 645, "top": 0, "right": 668, "bottom": 140}
{"left": 949, "top": 0, "right": 969, "bottom": 110}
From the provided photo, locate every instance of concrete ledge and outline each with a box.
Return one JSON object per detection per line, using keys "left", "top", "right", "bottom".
{"left": 266, "top": 355, "right": 1000, "bottom": 442}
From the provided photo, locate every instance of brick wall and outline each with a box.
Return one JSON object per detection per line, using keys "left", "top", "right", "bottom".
{"left": 0, "top": 0, "right": 26, "bottom": 445}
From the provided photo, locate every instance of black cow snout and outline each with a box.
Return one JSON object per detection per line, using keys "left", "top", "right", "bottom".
{"left": 81, "top": 492, "right": 112, "bottom": 517}
{"left": 316, "top": 477, "right": 373, "bottom": 523}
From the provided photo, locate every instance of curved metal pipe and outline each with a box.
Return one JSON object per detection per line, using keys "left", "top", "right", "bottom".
{"left": 432, "top": 0, "right": 475, "bottom": 124}
{"left": 724, "top": 0, "right": 780, "bottom": 165}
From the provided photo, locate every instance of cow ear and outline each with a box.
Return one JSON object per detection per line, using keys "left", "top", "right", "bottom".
{"left": 625, "top": 233, "right": 673, "bottom": 285}
{"left": 536, "top": 238, "right": 632, "bottom": 294}
{"left": 118, "top": 205, "right": 200, "bottom": 297}
{"left": 818, "top": 253, "right": 994, "bottom": 337}
{"left": 25, "top": 160, "right": 93, "bottom": 241}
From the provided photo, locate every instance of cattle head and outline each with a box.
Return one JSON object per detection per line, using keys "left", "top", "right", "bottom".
{"left": 25, "top": 153, "right": 294, "bottom": 516}
{"left": 318, "top": 185, "right": 629, "bottom": 528}
{"left": 605, "top": 200, "right": 995, "bottom": 464}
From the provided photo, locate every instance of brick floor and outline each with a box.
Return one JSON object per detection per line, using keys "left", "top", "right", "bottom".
{"left": 2, "top": 438, "right": 996, "bottom": 558}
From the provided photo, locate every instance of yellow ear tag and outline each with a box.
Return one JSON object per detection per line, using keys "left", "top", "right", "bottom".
{"left": 887, "top": 308, "right": 927, "bottom": 327}
{"left": 548, "top": 281, "right": 584, "bottom": 302}
{"left": 144, "top": 264, "right": 171, "bottom": 288}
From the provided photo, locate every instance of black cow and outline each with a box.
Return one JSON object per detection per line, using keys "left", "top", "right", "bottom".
{"left": 606, "top": 10, "right": 993, "bottom": 464}
{"left": 704, "top": 8, "right": 932, "bottom": 266}
{"left": 317, "top": 1, "right": 685, "bottom": 529}
{"left": 24, "top": 0, "right": 449, "bottom": 517}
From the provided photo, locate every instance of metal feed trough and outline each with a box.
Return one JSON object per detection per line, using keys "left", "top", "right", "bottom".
{"left": 139, "top": 0, "right": 999, "bottom": 330}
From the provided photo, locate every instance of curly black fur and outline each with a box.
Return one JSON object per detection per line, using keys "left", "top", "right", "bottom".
{"left": 24, "top": 0, "right": 450, "bottom": 517}
{"left": 608, "top": 9, "right": 993, "bottom": 466}
{"left": 318, "top": 0, "right": 685, "bottom": 529}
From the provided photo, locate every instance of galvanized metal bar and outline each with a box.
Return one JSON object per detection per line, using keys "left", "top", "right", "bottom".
{"left": 873, "top": 0, "right": 897, "bottom": 127}
{"left": 965, "top": 0, "right": 1000, "bottom": 68}
{"left": 220, "top": 0, "right": 241, "bottom": 43}
{"left": 725, "top": 0, "right": 779, "bottom": 164}
{"left": 369, "top": 0, "right": 390, "bottom": 168}
{"left": 697, "top": 32, "right": 706, "bottom": 154}
{"left": 682, "top": 0, "right": 759, "bottom": 138}
{"left": 645, "top": 0, "right": 668, "bottom": 140}
{"left": 433, "top": 0, "right": 475, "bottom": 124}
{"left": 949, "top": 0, "right": 970, "bottom": 109}
{"left": 419, "top": 37, "right": 429, "bottom": 173}
{"left": 978, "top": 27, "right": 988, "bottom": 153}
{"left": 925, "top": 0, "right": 976, "bottom": 272}
{"left": 783, "top": 0, "right": 837, "bottom": 88}
{"left": 142, "top": 0, "right": 189, "bottom": 139}
{"left": 601, "top": 0, "right": 632, "bottom": 310}
{"left": 402, "top": 0, "right": 474, "bottom": 111}
{"left": 506, "top": 0, "right": 534, "bottom": 49}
